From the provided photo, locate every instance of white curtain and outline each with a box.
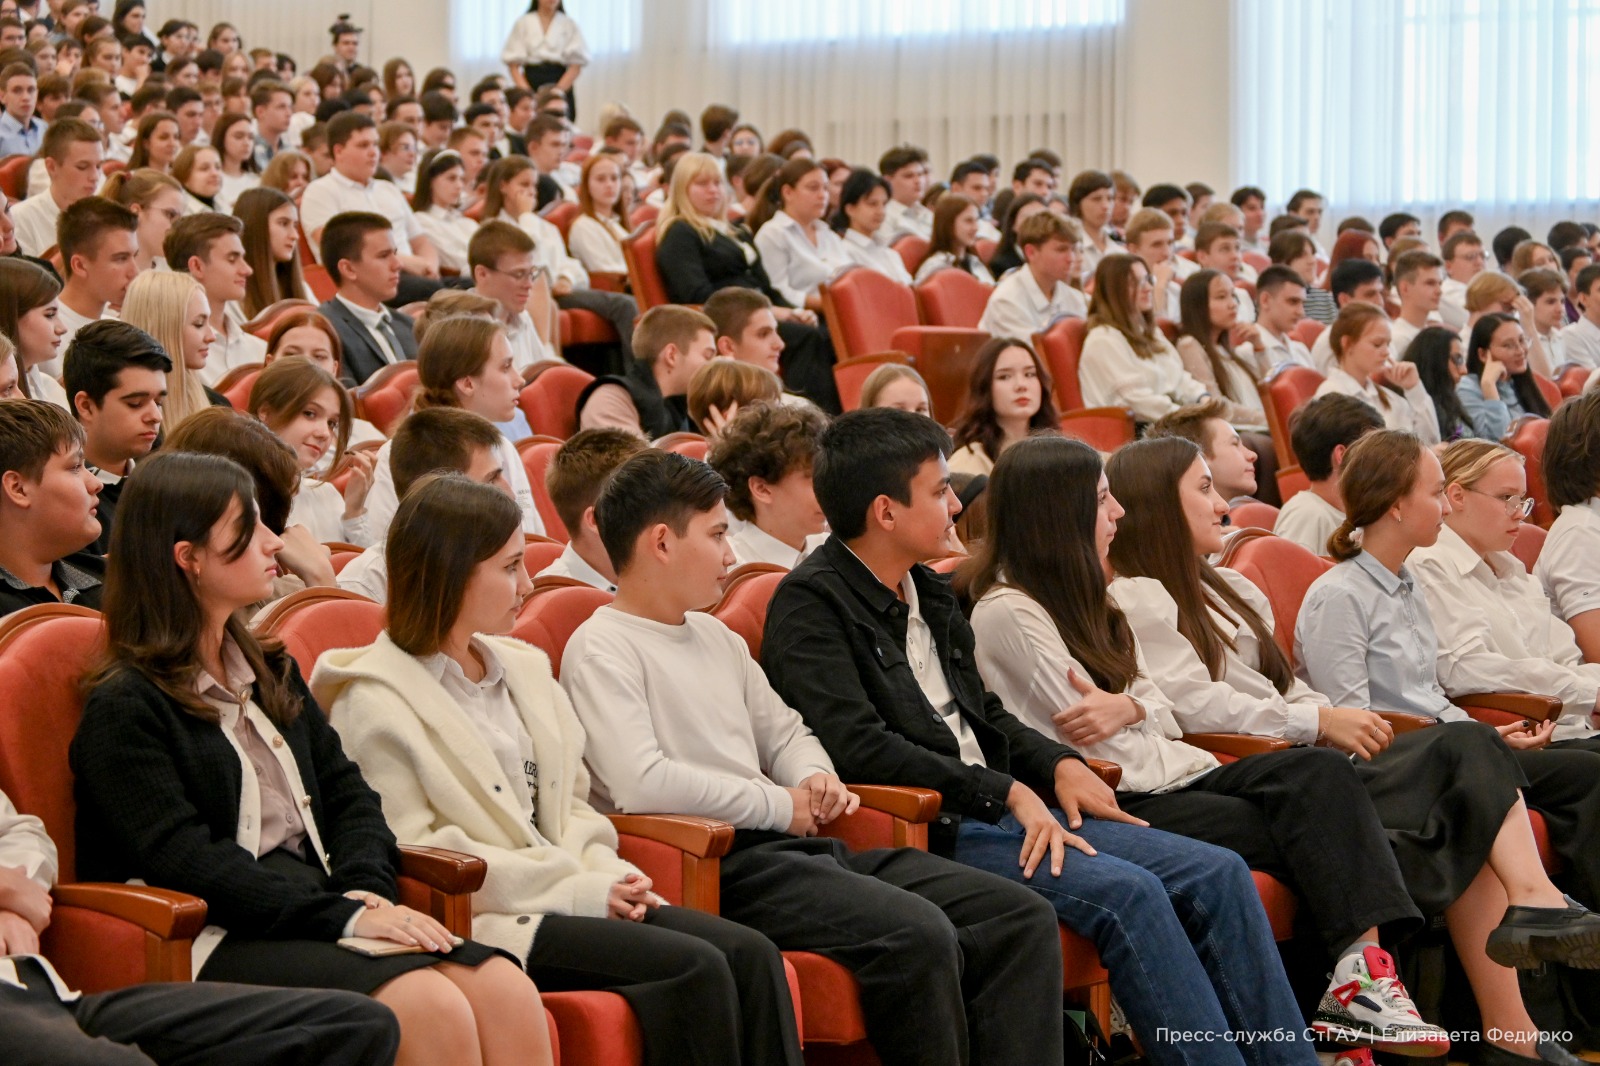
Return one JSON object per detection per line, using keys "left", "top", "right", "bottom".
{"left": 1235, "top": 0, "right": 1600, "bottom": 241}
{"left": 575, "top": 0, "right": 1127, "bottom": 178}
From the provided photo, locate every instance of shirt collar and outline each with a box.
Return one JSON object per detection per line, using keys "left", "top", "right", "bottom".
{"left": 192, "top": 636, "right": 257, "bottom": 704}
{"left": 0, "top": 555, "right": 98, "bottom": 597}
{"left": 1351, "top": 549, "right": 1413, "bottom": 595}
{"left": 89, "top": 456, "right": 133, "bottom": 485}
{"left": 844, "top": 228, "right": 883, "bottom": 250}
{"left": 1018, "top": 267, "right": 1057, "bottom": 312}
{"left": 420, "top": 635, "right": 507, "bottom": 690}
{"left": 822, "top": 536, "right": 903, "bottom": 615}
{"left": 556, "top": 543, "right": 614, "bottom": 592}
{"left": 1428, "top": 523, "right": 1493, "bottom": 578}
{"left": 329, "top": 168, "right": 375, "bottom": 192}
{"left": 336, "top": 293, "right": 389, "bottom": 329}
{"left": 734, "top": 523, "right": 802, "bottom": 568}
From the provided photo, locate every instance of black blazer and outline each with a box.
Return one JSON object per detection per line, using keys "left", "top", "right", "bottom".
{"left": 761, "top": 537, "right": 1081, "bottom": 857}
{"left": 70, "top": 659, "right": 398, "bottom": 941}
{"left": 317, "top": 297, "right": 418, "bottom": 387}
{"left": 655, "top": 221, "right": 792, "bottom": 308}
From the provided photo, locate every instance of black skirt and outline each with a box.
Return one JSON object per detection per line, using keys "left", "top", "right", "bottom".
{"left": 1353, "top": 720, "right": 1527, "bottom": 916}
{"left": 195, "top": 850, "right": 503, "bottom": 995}
{"left": 521, "top": 62, "right": 573, "bottom": 117}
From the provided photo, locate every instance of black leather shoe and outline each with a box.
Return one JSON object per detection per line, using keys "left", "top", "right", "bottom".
{"left": 1486, "top": 897, "right": 1600, "bottom": 969}
{"left": 1477, "top": 1038, "right": 1584, "bottom": 1066}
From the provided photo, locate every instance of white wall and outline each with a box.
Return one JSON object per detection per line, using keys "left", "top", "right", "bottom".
{"left": 1123, "top": 0, "right": 1234, "bottom": 194}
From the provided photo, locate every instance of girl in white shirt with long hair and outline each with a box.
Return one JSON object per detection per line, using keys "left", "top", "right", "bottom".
{"left": 830, "top": 169, "right": 912, "bottom": 285}
{"left": 748, "top": 157, "right": 850, "bottom": 314}
{"left": 410, "top": 149, "right": 474, "bottom": 276}
{"left": 567, "top": 151, "right": 631, "bottom": 276}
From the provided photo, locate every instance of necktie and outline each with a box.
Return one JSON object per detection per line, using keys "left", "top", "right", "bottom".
{"left": 376, "top": 314, "right": 403, "bottom": 364}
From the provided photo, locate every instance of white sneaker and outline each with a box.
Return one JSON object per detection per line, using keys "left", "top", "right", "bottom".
{"left": 1311, "top": 946, "right": 1450, "bottom": 1056}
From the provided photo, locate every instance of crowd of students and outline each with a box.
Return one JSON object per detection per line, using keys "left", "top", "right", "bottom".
{"left": 0, "top": 2, "right": 1597, "bottom": 1065}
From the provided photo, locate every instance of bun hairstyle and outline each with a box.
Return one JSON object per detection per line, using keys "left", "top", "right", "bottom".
{"left": 1328, "top": 429, "right": 1425, "bottom": 560}
{"left": 414, "top": 314, "right": 504, "bottom": 411}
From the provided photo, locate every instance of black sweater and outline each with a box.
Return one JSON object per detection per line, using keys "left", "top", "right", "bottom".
{"left": 655, "top": 221, "right": 792, "bottom": 308}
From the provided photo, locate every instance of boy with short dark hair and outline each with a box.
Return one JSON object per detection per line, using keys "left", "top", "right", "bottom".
{"left": 537, "top": 427, "right": 647, "bottom": 591}
{"left": 61, "top": 319, "right": 171, "bottom": 553}
{"left": 564, "top": 445, "right": 1067, "bottom": 1066}
{"left": 1560, "top": 262, "right": 1600, "bottom": 371}
{"left": 576, "top": 306, "right": 715, "bottom": 438}
{"left": 1389, "top": 249, "right": 1445, "bottom": 359}
{"left": 315, "top": 210, "right": 418, "bottom": 385}
{"left": 761, "top": 407, "right": 1312, "bottom": 1059}
{"left": 467, "top": 220, "right": 550, "bottom": 372}
{"left": 876, "top": 144, "right": 931, "bottom": 242}
{"left": 0, "top": 398, "right": 104, "bottom": 614}
{"left": 0, "top": 61, "right": 41, "bottom": 157}
{"left": 1274, "top": 393, "right": 1385, "bottom": 554}
{"left": 1311, "top": 259, "right": 1388, "bottom": 373}
{"left": 704, "top": 288, "right": 784, "bottom": 374}
{"left": 977, "top": 211, "right": 1088, "bottom": 337}
{"left": 1148, "top": 397, "right": 1259, "bottom": 504}
{"left": 1252, "top": 264, "right": 1312, "bottom": 370}
{"left": 708, "top": 403, "right": 829, "bottom": 568}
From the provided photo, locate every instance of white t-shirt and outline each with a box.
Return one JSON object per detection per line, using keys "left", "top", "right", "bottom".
{"left": 1272, "top": 490, "right": 1343, "bottom": 556}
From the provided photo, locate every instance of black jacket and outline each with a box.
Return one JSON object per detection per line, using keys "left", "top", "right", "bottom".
{"left": 655, "top": 221, "right": 792, "bottom": 308}
{"left": 70, "top": 659, "right": 398, "bottom": 941}
{"left": 574, "top": 358, "right": 691, "bottom": 439}
{"left": 761, "top": 536, "right": 1081, "bottom": 856}
{"left": 317, "top": 297, "right": 418, "bottom": 387}
{"left": 0, "top": 550, "right": 103, "bottom": 617}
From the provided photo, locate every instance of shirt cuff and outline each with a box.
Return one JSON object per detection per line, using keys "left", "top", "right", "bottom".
{"left": 340, "top": 901, "right": 366, "bottom": 939}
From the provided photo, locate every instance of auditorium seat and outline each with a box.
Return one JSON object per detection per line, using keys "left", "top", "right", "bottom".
{"left": 915, "top": 267, "right": 992, "bottom": 328}
{"left": 216, "top": 363, "right": 264, "bottom": 409}
{"left": 303, "top": 263, "right": 337, "bottom": 302}
{"left": 354, "top": 360, "right": 420, "bottom": 436}
{"left": 622, "top": 224, "right": 670, "bottom": 310}
{"left": 833, "top": 352, "right": 910, "bottom": 411}
{"left": 242, "top": 298, "right": 316, "bottom": 341}
{"left": 1504, "top": 416, "right": 1552, "bottom": 527}
{"left": 1228, "top": 500, "right": 1279, "bottom": 531}
{"left": 517, "top": 435, "right": 570, "bottom": 540}
{"left": 1258, "top": 365, "right": 1324, "bottom": 468}
{"left": 1032, "top": 318, "right": 1136, "bottom": 452}
{"left": 518, "top": 362, "right": 594, "bottom": 440}
{"left": 821, "top": 266, "right": 921, "bottom": 360}
{"left": 541, "top": 200, "right": 581, "bottom": 241}
{"left": 1533, "top": 372, "right": 1562, "bottom": 413}
{"left": 1276, "top": 464, "right": 1310, "bottom": 503}
{"left": 1510, "top": 521, "right": 1547, "bottom": 573}
{"left": 1293, "top": 319, "right": 1325, "bottom": 348}
{"left": 709, "top": 566, "right": 790, "bottom": 659}
{"left": 888, "top": 326, "right": 990, "bottom": 424}
{"left": 655, "top": 431, "right": 708, "bottom": 460}
{"left": 1556, "top": 363, "right": 1591, "bottom": 399}
{"left": 892, "top": 234, "right": 929, "bottom": 276}
{"left": 0, "top": 154, "right": 29, "bottom": 201}
{"left": 523, "top": 534, "right": 566, "bottom": 575}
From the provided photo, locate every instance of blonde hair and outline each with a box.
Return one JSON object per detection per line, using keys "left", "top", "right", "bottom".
{"left": 1438, "top": 438, "right": 1523, "bottom": 490}
{"left": 1465, "top": 271, "right": 1520, "bottom": 313}
{"left": 656, "top": 151, "right": 728, "bottom": 243}
{"left": 120, "top": 271, "right": 210, "bottom": 435}
{"left": 859, "top": 362, "right": 931, "bottom": 410}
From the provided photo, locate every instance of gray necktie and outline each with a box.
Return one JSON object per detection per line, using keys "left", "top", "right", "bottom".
{"left": 376, "top": 313, "right": 403, "bottom": 364}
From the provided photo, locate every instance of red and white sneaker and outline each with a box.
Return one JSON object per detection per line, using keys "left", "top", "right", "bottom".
{"left": 1311, "top": 946, "right": 1450, "bottom": 1056}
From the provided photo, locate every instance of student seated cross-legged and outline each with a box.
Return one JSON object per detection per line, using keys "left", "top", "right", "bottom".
{"left": 760, "top": 408, "right": 1316, "bottom": 1066}
{"left": 562, "top": 448, "right": 1068, "bottom": 1066}
{"left": 0, "top": 397, "right": 106, "bottom": 616}
{"left": 69, "top": 450, "right": 555, "bottom": 1066}
{"left": 339, "top": 408, "right": 514, "bottom": 605}
{"left": 314, "top": 472, "right": 804, "bottom": 1066}
{"left": 707, "top": 402, "right": 830, "bottom": 569}
{"left": 536, "top": 428, "right": 647, "bottom": 591}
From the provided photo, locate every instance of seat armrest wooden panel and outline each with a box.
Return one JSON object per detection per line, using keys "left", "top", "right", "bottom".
{"left": 607, "top": 814, "right": 736, "bottom": 859}
{"left": 1376, "top": 712, "right": 1437, "bottom": 734}
{"left": 398, "top": 845, "right": 487, "bottom": 894}
{"left": 849, "top": 785, "right": 940, "bottom": 823}
{"left": 1450, "top": 692, "right": 1563, "bottom": 722}
{"left": 1180, "top": 733, "right": 1296, "bottom": 759}
{"left": 52, "top": 883, "right": 208, "bottom": 940}
{"left": 1085, "top": 759, "right": 1121, "bottom": 789}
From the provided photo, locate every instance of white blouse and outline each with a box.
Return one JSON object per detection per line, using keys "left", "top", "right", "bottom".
{"left": 217, "top": 171, "right": 260, "bottom": 215}
{"left": 1536, "top": 496, "right": 1600, "bottom": 627}
{"left": 914, "top": 251, "right": 994, "bottom": 286}
{"left": 566, "top": 213, "right": 629, "bottom": 275}
{"left": 501, "top": 11, "right": 590, "bottom": 67}
{"left": 287, "top": 476, "right": 372, "bottom": 547}
{"left": 417, "top": 205, "right": 477, "bottom": 275}
{"left": 970, "top": 585, "right": 1218, "bottom": 794}
{"left": 1410, "top": 524, "right": 1600, "bottom": 742}
{"left": 1078, "top": 324, "right": 1208, "bottom": 423}
{"left": 1109, "top": 570, "right": 1327, "bottom": 744}
{"left": 841, "top": 228, "right": 913, "bottom": 285}
{"left": 752, "top": 211, "right": 851, "bottom": 308}
{"left": 1313, "top": 366, "right": 1441, "bottom": 445}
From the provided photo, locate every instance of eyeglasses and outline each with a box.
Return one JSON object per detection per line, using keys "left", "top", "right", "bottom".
{"left": 1449, "top": 355, "right": 1466, "bottom": 368}
{"left": 484, "top": 265, "right": 542, "bottom": 284}
{"left": 1466, "top": 487, "right": 1535, "bottom": 518}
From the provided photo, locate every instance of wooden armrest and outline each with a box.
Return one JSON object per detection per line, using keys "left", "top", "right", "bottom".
{"left": 849, "top": 785, "right": 940, "bottom": 823}
{"left": 1451, "top": 692, "right": 1564, "bottom": 722}
{"left": 608, "top": 814, "right": 735, "bottom": 859}
{"left": 52, "top": 883, "right": 208, "bottom": 940}
{"left": 1181, "top": 733, "right": 1296, "bottom": 759}
{"left": 398, "top": 845, "right": 487, "bottom": 895}
{"left": 1085, "top": 759, "right": 1121, "bottom": 789}
{"left": 1376, "top": 711, "right": 1437, "bottom": 734}
{"left": 589, "top": 271, "right": 628, "bottom": 293}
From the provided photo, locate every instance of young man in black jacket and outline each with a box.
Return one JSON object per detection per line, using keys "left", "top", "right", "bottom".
{"left": 761, "top": 408, "right": 1315, "bottom": 1066}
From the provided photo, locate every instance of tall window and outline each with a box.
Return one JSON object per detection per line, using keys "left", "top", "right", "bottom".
{"left": 1235, "top": 0, "right": 1600, "bottom": 217}
{"left": 714, "top": 0, "right": 1123, "bottom": 47}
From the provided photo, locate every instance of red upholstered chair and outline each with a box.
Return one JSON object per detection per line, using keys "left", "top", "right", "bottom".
{"left": 1258, "top": 365, "right": 1325, "bottom": 467}
{"left": 354, "top": 361, "right": 419, "bottom": 436}
{"left": 1533, "top": 373, "right": 1563, "bottom": 413}
{"left": 1227, "top": 501, "right": 1279, "bottom": 532}
{"left": 622, "top": 224, "right": 669, "bottom": 310}
{"left": 656, "top": 431, "right": 708, "bottom": 460}
{"left": 518, "top": 362, "right": 594, "bottom": 440}
{"left": 303, "top": 263, "right": 337, "bottom": 302}
{"left": 1557, "top": 363, "right": 1591, "bottom": 398}
{"left": 1276, "top": 464, "right": 1310, "bottom": 504}
{"left": 821, "top": 266, "right": 921, "bottom": 360}
{"left": 253, "top": 587, "right": 385, "bottom": 674}
{"left": 0, "top": 154, "right": 30, "bottom": 200}
{"left": 1510, "top": 522, "right": 1547, "bottom": 573}
{"left": 512, "top": 585, "right": 617, "bottom": 679}
{"left": 464, "top": 197, "right": 485, "bottom": 222}
{"left": 217, "top": 363, "right": 264, "bottom": 409}
{"left": 834, "top": 352, "right": 911, "bottom": 411}
{"left": 889, "top": 326, "right": 990, "bottom": 425}
{"left": 541, "top": 200, "right": 581, "bottom": 241}
{"left": 1504, "top": 416, "right": 1553, "bottom": 527}
{"left": 892, "top": 235, "right": 929, "bottom": 277}
{"left": 1032, "top": 318, "right": 1136, "bottom": 452}
{"left": 628, "top": 203, "right": 659, "bottom": 230}
{"left": 1293, "top": 318, "right": 1326, "bottom": 348}
{"left": 243, "top": 298, "right": 316, "bottom": 341}
{"left": 915, "top": 268, "right": 992, "bottom": 328}
{"left": 517, "top": 435, "right": 569, "bottom": 540}
{"left": 523, "top": 534, "right": 566, "bottom": 576}
{"left": 974, "top": 238, "right": 997, "bottom": 265}
{"left": 709, "top": 566, "right": 790, "bottom": 659}
{"left": 1243, "top": 251, "right": 1272, "bottom": 274}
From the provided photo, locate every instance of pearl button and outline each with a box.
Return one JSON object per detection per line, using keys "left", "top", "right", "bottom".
{"left": 300, "top": 796, "right": 312, "bottom": 809}
{"left": 271, "top": 736, "right": 284, "bottom": 748}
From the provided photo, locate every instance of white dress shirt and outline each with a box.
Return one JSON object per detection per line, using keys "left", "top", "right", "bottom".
{"left": 977, "top": 267, "right": 1088, "bottom": 340}
{"left": 877, "top": 199, "right": 933, "bottom": 243}
{"left": 913, "top": 251, "right": 994, "bottom": 286}
{"left": 11, "top": 191, "right": 61, "bottom": 257}
{"left": 217, "top": 171, "right": 260, "bottom": 215}
{"left": 1536, "top": 496, "right": 1600, "bottom": 626}
{"left": 337, "top": 540, "right": 389, "bottom": 604}
{"left": 566, "top": 213, "right": 629, "bottom": 275}
{"left": 501, "top": 10, "right": 590, "bottom": 67}
{"left": 1558, "top": 316, "right": 1600, "bottom": 370}
{"left": 1410, "top": 524, "right": 1600, "bottom": 741}
{"left": 25, "top": 367, "right": 68, "bottom": 410}
{"left": 1314, "top": 366, "right": 1440, "bottom": 444}
{"left": 1078, "top": 325, "right": 1207, "bottom": 423}
{"left": 840, "top": 228, "right": 912, "bottom": 285}
{"left": 196, "top": 305, "right": 269, "bottom": 386}
{"left": 752, "top": 211, "right": 851, "bottom": 309}
{"left": 900, "top": 570, "right": 985, "bottom": 767}
{"left": 299, "top": 169, "right": 424, "bottom": 260}
{"left": 1439, "top": 278, "right": 1470, "bottom": 331}
{"left": 415, "top": 205, "right": 476, "bottom": 275}
{"left": 1254, "top": 327, "right": 1315, "bottom": 372}
{"left": 727, "top": 524, "right": 825, "bottom": 569}
{"left": 535, "top": 543, "right": 615, "bottom": 592}
{"left": 1273, "top": 490, "right": 1344, "bottom": 556}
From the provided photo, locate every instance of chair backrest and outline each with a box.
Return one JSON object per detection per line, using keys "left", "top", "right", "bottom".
{"left": 1505, "top": 415, "right": 1553, "bottom": 527}
{"left": 821, "top": 267, "right": 919, "bottom": 360}
{"left": 254, "top": 588, "right": 385, "bottom": 677}
{"left": 1557, "top": 363, "right": 1591, "bottom": 399}
{"left": 1510, "top": 521, "right": 1547, "bottom": 573}
{"left": 915, "top": 268, "right": 992, "bottom": 328}
{"left": 1227, "top": 501, "right": 1280, "bottom": 532}
{"left": 623, "top": 224, "right": 669, "bottom": 310}
{"left": 833, "top": 352, "right": 910, "bottom": 411}
{"left": 1242, "top": 251, "right": 1272, "bottom": 274}
{"left": 0, "top": 154, "right": 30, "bottom": 201}
{"left": 656, "top": 431, "right": 708, "bottom": 460}
{"left": 243, "top": 298, "right": 316, "bottom": 341}
{"left": 1533, "top": 372, "right": 1563, "bottom": 413}
{"left": 516, "top": 435, "right": 569, "bottom": 541}
{"left": 974, "top": 238, "right": 997, "bottom": 265}
{"left": 1218, "top": 529, "right": 1332, "bottom": 667}
{"left": 354, "top": 361, "right": 419, "bottom": 436}
{"left": 511, "top": 585, "right": 614, "bottom": 678}
{"left": 1033, "top": 317, "right": 1090, "bottom": 410}
{"left": 518, "top": 361, "right": 594, "bottom": 440}
{"left": 1293, "top": 318, "right": 1325, "bottom": 348}
{"left": 897, "top": 327, "right": 992, "bottom": 425}
{"left": 217, "top": 364, "right": 264, "bottom": 409}
{"left": 628, "top": 203, "right": 659, "bottom": 230}
{"left": 709, "top": 569, "right": 789, "bottom": 660}
{"left": 0, "top": 609, "right": 104, "bottom": 882}
{"left": 523, "top": 534, "right": 566, "bottom": 576}
{"left": 303, "top": 263, "right": 337, "bottom": 302}
{"left": 1258, "top": 365, "right": 1325, "bottom": 467}
{"left": 1276, "top": 464, "right": 1310, "bottom": 503}
{"left": 541, "top": 200, "right": 581, "bottom": 241}
{"left": 893, "top": 235, "right": 929, "bottom": 276}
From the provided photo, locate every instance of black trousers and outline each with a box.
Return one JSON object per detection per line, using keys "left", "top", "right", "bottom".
{"left": 557, "top": 288, "right": 638, "bottom": 373}
{"left": 1520, "top": 734, "right": 1600, "bottom": 907}
{"left": 520, "top": 63, "right": 574, "bottom": 118}
{"left": 388, "top": 272, "right": 473, "bottom": 308}
{"left": 526, "top": 905, "right": 802, "bottom": 1066}
{"left": 776, "top": 320, "right": 841, "bottom": 414}
{"left": 1119, "top": 746, "right": 1422, "bottom": 956}
{"left": 0, "top": 957, "right": 399, "bottom": 1066}
{"left": 718, "top": 834, "right": 1063, "bottom": 1066}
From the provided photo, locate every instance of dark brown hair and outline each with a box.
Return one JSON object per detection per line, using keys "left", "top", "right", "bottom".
{"left": 414, "top": 315, "right": 503, "bottom": 410}
{"left": 234, "top": 186, "right": 306, "bottom": 317}
{"left": 162, "top": 407, "right": 299, "bottom": 534}
{"left": 546, "top": 428, "right": 647, "bottom": 533}
{"left": 950, "top": 337, "right": 1060, "bottom": 464}
{"left": 1177, "top": 268, "right": 1257, "bottom": 403}
{"left": 746, "top": 156, "right": 820, "bottom": 236}
{"left": 1329, "top": 429, "right": 1427, "bottom": 561}
{"left": 707, "top": 402, "right": 827, "bottom": 522}
{"left": 1542, "top": 388, "right": 1600, "bottom": 510}
{"left": 0, "top": 259, "right": 63, "bottom": 400}
{"left": 1087, "top": 253, "right": 1163, "bottom": 359}
{"left": 0, "top": 397, "right": 85, "bottom": 482}
{"left": 595, "top": 449, "right": 726, "bottom": 572}
{"left": 1105, "top": 437, "right": 1294, "bottom": 692}
{"left": 390, "top": 407, "right": 504, "bottom": 500}
{"left": 248, "top": 356, "right": 351, "bottom": 476}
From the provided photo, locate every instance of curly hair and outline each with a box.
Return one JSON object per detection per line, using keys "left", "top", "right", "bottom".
{"left": 706, "top": 402, "right": 828, "bottom": 522}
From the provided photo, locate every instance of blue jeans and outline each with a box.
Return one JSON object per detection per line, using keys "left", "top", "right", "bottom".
{"left": 953, "top": 813, "right": 1314, "bottom": 1066}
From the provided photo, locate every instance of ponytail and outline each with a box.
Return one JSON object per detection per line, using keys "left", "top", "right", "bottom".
{"left": 746, "top": 156, "right": 822, "bottom": 236}
{"left": 1327, "top": 519, "right": 1361, "bottom": 561}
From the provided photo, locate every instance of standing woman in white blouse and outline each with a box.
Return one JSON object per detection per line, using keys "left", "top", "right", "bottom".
{"left": 831, "top": 168, "right": 912, "bottom": 285}
{"left": 1536, "top": 390, "right": 1600, "bottom": 663}
{"left": 1078, "top": 253, "right": 1208, "bottom": 426}
{"left": 748, "top": 158, "right": 850, "bottom": 314}
{"left": 502, "top": 0, "right": 589, "bottom": 119}
{"left": 410, "top": 149, "right": 475, "bottom": 276}
{"left": 567, "top": 152, "right": 631, "bottom": 276}
{"left": 1313, "top": 302, "right": 1441, "bottom": 444}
